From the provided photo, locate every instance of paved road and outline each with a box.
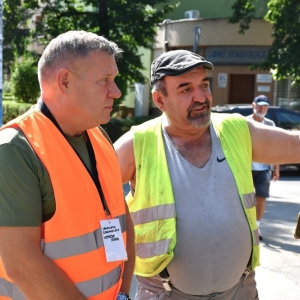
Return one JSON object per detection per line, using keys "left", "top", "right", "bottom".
{"left": 255, "top": 168, "right": 300, "bottom": 299}
{"left": 128, "top": 168, "right": 300, "bottom": 299}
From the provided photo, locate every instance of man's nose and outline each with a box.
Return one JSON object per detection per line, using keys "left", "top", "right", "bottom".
{"left": 109, "top": 82, "right": 122, "bottom": 99}
{"left": 193, "top": 86, "right": 207, "bottom": 102}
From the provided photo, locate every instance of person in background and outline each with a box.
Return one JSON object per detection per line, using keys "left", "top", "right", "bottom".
{"left": 114, "top": 49, "right": 300, "bottom": 300}
{"left": 246, "top": 95, "right": 280, "bottom": 240}
{"left": 0, "top": 30, "right": 134, "bottom": 300}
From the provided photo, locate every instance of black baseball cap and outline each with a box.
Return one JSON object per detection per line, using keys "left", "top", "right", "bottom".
{"left": 253, "top": 95, "right": 270, "bottom": 106}
{"left": 150, "top": 50, "right": 214, "bottom": 86}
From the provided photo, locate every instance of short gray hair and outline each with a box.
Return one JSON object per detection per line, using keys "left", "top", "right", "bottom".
{"left": 151, "top": 78, "right": 167, "bottom": 96}
{"left": 38, "top": 30, "right": 123, "bottom": 82}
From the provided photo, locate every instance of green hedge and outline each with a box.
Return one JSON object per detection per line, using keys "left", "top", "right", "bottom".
{"left": 102, "top": 115, "right": 159, "bottom": 143}
{"left": 2, "top": 100, "right": 160, "bottom": 141}
{"left": 2, "top": 101, "right": 32, "bottom": 124}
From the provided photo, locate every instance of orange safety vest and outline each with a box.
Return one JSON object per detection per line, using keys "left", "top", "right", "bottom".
{"left": 0, "top": 108, "right": 126, "bottom": 300}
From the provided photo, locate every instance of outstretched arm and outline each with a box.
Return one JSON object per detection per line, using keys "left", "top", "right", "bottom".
{"left": 247, "top": 119, "right": 300, "bottom": 165}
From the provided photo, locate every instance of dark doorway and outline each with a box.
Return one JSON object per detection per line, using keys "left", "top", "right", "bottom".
{"left": 229, "top": 74, "right": 255, "bottom": 104}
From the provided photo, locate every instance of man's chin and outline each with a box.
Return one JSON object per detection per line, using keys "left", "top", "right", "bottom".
{"left": 187, "top": 113, "right": 210, "bottom": 128}
{"left": 98, "top": 114, "right": 112, "bottom": 126}
{"left": 255, "top": 113, "right": 266, "bottom": 118}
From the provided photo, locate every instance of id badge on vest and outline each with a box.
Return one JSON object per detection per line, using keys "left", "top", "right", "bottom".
{"left": 100, "top": 219, "right": 128, "bottom": 262}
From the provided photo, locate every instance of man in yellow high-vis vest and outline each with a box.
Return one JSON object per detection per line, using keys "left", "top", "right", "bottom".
{"left": 114, "top": 50, "right": 300, "bottom": 300}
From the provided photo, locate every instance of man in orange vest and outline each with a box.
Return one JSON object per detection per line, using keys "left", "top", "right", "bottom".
{"left": 0, "top": 30, "right": 134, "bottom": 300}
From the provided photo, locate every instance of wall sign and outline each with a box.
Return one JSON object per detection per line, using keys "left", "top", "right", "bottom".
{"left": 206, "top": 46, "right": 269, "bottom": 65}
{"left": 256, "top": 74, "right": 272, "bottom": 83}
{"left": 257, "top": 85, "right": 271, "bottom": 92}
{"left": 218, "top": 73, "right": 227, "bottom": 88}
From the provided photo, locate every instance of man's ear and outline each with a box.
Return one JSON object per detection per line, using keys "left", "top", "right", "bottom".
{"left": 56, "top": 68, "right": 70, "bottom": 93}
{"left": 152, "top": 91, "right": 166, "bottom": 112}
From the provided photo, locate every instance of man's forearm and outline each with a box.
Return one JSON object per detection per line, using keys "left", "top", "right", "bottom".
{"left": 0, "top": 226, "right": 86, "bottom": 300}
{"left": 10, "top": 254, "right": 86, "bottom": 300}
{"left": 272, "top": 164, "right": 280, "bottom": 181}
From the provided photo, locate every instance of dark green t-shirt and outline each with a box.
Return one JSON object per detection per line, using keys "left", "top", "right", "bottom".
{"left": 0, "top": 127, "right": 91, "bottom": 226}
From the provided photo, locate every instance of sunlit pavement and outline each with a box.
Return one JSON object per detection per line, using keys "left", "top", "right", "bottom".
{"left": 255, "top": 167, "right": 300, "bottom": 299}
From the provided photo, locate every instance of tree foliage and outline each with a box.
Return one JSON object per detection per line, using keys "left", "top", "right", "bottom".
{"left": 3, "top": 0, "right": 177, "bottom": 108}
{"left": 229, "top": 0, "right": 300, "bottom": 85}
{"left": 3, "top": 0, "right": 39, "bottom": 72}
{"left": 30, "top": 0, "right": 177, "bottom": 102}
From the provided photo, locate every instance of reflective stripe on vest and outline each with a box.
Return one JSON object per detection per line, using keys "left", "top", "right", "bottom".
{"left": 130, "top": 204, "right": 175, "bottom": 258}
{"left": 241, "top": 192, "right": 260, "bottom": 247}
{"left": 243, "top": 192, "right": 256, "bottom": 209}
{"left": 41, "top": 214, "right": 126, "bottom": 259}
{"left": 136, "top": 239, "right": 172, "bottom": 258}
{"left": 130, "top": 203, "right": 175, "bottom": 225}
{"left": 0, "top": 267, "right": 121, "bottom": 299}
{"left": 0, "top": 278, "right": 25, "bottom": 300}
{"left": 75, "top": 266, "right": 121, "bottom": 297}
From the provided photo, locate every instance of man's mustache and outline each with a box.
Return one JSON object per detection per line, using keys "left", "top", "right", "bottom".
{"left": 187, "top": 99, "right": 210, "bottom": 114}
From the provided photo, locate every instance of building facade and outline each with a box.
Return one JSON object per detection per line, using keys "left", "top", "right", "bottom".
{"left": 127, "top": 0, "right": 300, "bottom": 115}
{"left": 153, "top": 17, "right": 273, "bottom": 107}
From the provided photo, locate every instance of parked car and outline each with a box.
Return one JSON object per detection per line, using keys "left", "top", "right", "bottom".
{"left": 211, "top": 104, "right": 300, "bottom": 130}
{"left": 211, "top": 104, "right": 300, "bottom": 170}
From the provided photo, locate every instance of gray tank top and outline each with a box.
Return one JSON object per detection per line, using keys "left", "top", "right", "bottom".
{"left": 162, "top": 123, "right": 252, "bottom": 295}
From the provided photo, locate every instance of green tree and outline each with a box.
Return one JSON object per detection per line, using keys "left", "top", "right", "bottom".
{"left": 32, "top": 0, "right": 177, "bottom": 104}
{"left": 229, "top": 0, "right": 300, "bottom": 85}
{"left": 3, "top": 0, "right": 39, "bottom": 73}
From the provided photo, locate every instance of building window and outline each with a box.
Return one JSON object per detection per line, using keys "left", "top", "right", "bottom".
{"left": 274, "top": 79, "right": 300, "bottom": 112}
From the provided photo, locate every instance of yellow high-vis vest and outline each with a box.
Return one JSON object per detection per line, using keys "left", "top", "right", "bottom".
{"left": 127, "top": 113, "right": 259, "bottom": 277}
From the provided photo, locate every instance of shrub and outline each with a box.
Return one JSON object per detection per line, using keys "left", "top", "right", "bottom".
{"left": 102, "top": 115, "right": 159, "bottom": 143}
{"left": 1, "top": 99, "right": 160, "bottom": 135}
{"left": 3, "top": 81, "right": 11, "bottom": 94}
{"left": 2, "top": 101, "right": 32, "bottom": 124}
{"left": 10, "top": 55, "right": 40, "bottom": 103}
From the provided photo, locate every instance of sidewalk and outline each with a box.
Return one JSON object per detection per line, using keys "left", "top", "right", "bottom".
{"left": 256, "top": 244, "right": 300, "bottom": 299}
{"left": 255, "top": 174, "right": 300, "bottom": 299}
